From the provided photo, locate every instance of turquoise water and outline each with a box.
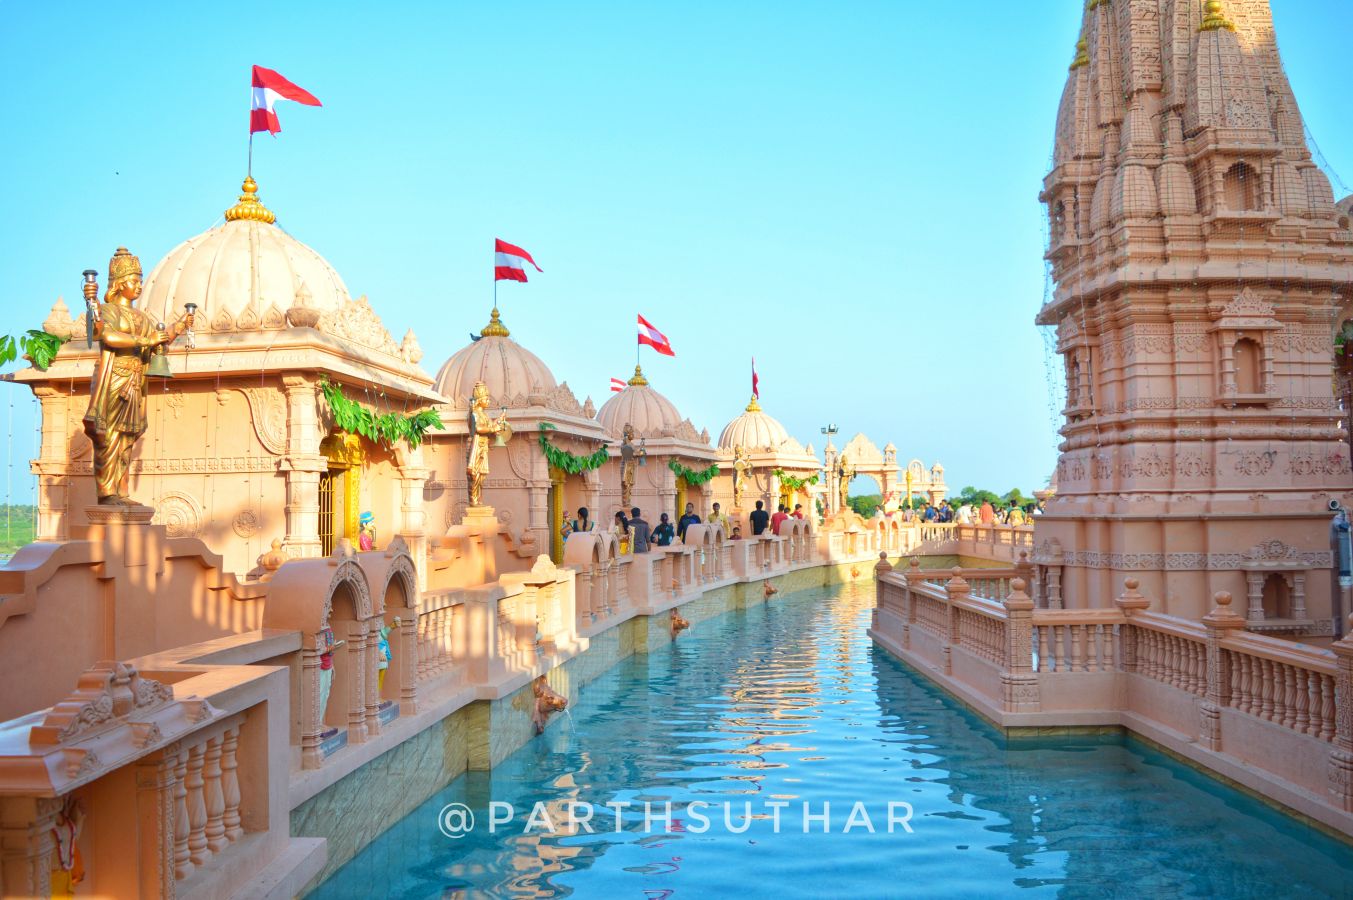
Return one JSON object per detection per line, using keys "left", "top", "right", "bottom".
{"left": 317, "top": 583, "right": 1353, "bottom": 898}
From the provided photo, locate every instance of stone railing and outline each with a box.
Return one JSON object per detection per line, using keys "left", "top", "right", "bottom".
{"left": 909, "top": 522, "right": 1037, "bottom": 564}
{"left": 0, "top": 654, "right": 320, "bottom": 898}
{"left": 871, "top": 557, "right": 1353, "bottom": 835}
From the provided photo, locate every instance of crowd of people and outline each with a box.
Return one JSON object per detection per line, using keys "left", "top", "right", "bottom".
{"left": 898, "top": 498, "right": 1042, "bottom": 526}
{"left": 560, "top": 499, "right": 810, "bottom": 555}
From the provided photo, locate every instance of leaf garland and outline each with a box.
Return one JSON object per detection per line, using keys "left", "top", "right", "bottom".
{"left": 538, "top": 422, "right": 611, "bottom": 474}
{"left": 0, "top": 330, "right": 70, "bottom": 371}
{"left": 320, "top": 379, "right": 443, "bottom": 449}
{"left": 669, "top": 459, "right": 720, "bottom": 486}
{"left": 773, "top": 468, "right": 820, "bottom": 491}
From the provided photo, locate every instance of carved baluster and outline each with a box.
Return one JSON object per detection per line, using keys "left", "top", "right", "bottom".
{"left": 1281, "top": 665, "right": 1298, "bottom": 730}
{"left": 1229, "top": 654, "right": 1245, "bottom": 710}
{"left": 1293, "top": 669, "right": 1311, "bottom": 735}
{"left": 173, "top": 751, "right": 192, "bottom": 878}
{"left": 1070, "top": 624, "right": 1084, "bottom": 673}
{"left": 1260, "top": 659, "right": 1276, "bottom": 721}
{"left": 204, "top": 735, "right": 227, "bottom": 853}
{"left": 222, "top": 727, "right": 243, "bottom": 842}
{"left": 186, "top": 742, "right": 209, "bottom": 865}
{"left": 1319, "top": 673, "right": 1336, "bottom": 741}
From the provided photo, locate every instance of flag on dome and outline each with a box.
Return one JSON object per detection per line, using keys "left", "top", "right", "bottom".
{"left": 250, "top": 66, "right": 322, "bottom": 135}
{"left": 637, "top": 315, "right": 675, "bottom": 357}
{"left": 752, "top": 357, "right": 759, "bottom": 399}
{"left": 495, "top": 239, "right": 543, "bottom": 282}
{"left": 610, "top": 377, "right": 626, "bottom": 393}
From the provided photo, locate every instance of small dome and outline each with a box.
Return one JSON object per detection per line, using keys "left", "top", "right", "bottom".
{"left": 141, "top": 179, "right": 349, "bottom": 330}
{"left": 597, "top": 365, "right": 684, "bottom": 439}
{"left": 718, "top": 396, "right": 790, "bottom": 451}
{"left": 433, "top": 308, "right": 557, "bottom": 406}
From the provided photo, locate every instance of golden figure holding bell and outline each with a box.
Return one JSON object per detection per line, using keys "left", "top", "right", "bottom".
{"left": 82, "top": 247, "right": 194, "bottom": 505}
{"left": 466, "top": 381, "right": 510, "bottom": 507}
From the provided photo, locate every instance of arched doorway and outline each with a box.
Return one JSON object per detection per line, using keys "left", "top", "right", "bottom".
{"left": 319, "top": 433, "right": 364, "bottom": 555}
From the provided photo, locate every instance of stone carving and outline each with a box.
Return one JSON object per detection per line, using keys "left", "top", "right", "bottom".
{"left": 1235, "top": 451, "right": 1275, "bottom": 477}
{"left": 236, "top": 305, "right": 262, "bottom": 331}
{"left": 261, "top": 302, "right": 287, "bottom": 330}
{"left": 1175, "top": 454, "right": 1212, "bottom": 478}
{"left": 153, "top": 490, "right": 203, "bottom": 538}
{"left": 233, "top": 508, "right": 261, "bottom": 538}
{"left": 318, "top": 295, "right": 402, "bottom": 358}
{"left": 32, "top": 661, "right": 175, "bottom": 745}
{"left": 399, "top": 329, "right": 423, "bottom": 364}
{"left": 242, "top": 388, "right": 288, "bottom": 455}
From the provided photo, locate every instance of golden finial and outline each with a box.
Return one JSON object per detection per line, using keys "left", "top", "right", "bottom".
{"left": 1199, "top": 0, "right": 1235, "bottom": 31}
{"left": 480, "top": 307, "right": 510, "bottom": 338}
{"left": 628, "top": 364, "right": 649, "bottom": 387}
{"left": 1069, "top": 35, "right": 1089, "bottom": 70}
{"left": 745, "top": 395, "right": 762, "bottom": 412}
{"left": 224, "top": 177, "right": 277, "bottom": 224}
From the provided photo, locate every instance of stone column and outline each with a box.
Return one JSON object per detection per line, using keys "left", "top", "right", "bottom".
{"left": 1201, "top": 591, "right": 1245, "bottom": 751}
{"left": 281, "top": 374, "right": 325, "bottom": 558}
{"left": 300, "top": 644, "right": 323, "bottom": 769}
{"left": 1113, "top": 578, "right": 1151, "bottom": 673}
{"left": 944, "top": 567, "right": 968, "bottom": 676}
{"left": 0, "top": 797, "right": 61, "bottom": 898}
{"left": 1328, "top": 614, "right": 1353, "bottom": 812}
{"left": 31, "top": 386, "right": 71, "bottom": 541}
{"left": 1002, "top": 578, "right": 1040, "bottom": 712}
{"left": 1292, "top": 573, "right": 1308, "bottom": 620}
{"left": 395, "top": 444, "right": 430, "bottom": 591}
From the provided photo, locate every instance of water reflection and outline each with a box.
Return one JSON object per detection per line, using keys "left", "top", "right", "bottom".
{"left": 320, "top": 583, "right": 1353, "bottom": 899}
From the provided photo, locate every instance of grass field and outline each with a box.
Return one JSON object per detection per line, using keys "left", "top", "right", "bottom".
{"left": 0, "top": 505, "right": 36, "bottom": 559}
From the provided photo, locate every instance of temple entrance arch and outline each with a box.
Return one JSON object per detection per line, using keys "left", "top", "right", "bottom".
{"left": 823, "top": 433, "right": 946, "bottom": 515}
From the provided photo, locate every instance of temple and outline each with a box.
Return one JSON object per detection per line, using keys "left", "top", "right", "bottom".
{"left": 2, "top": 2, "right": 1352, "bottom": 896}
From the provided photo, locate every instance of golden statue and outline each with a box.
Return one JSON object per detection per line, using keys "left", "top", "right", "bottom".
{"left": 466, "top": 381, "right": 510, "bottom": 507}
{"left": 619, "top": 423, "right": 645, "bottom": 508}
{"left": 82, "top": 248, "right": 192, "bottom": 505}
{"left": 731, "top": 444, "right": 751, "bottom": 509}
{"left": 837, "top": 453, "right": 855, "bottom": 513}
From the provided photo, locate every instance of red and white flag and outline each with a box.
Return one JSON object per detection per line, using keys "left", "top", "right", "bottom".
{"left": 495, "top": 239, "right": 543, "bottom": 283}
{"left": 250, "top": 66, "right": 322, "bottom": 135}
{"left": 610, "top": 377, "right": 626, "bottom": 393}
{"left": 637, "top": 314, "right": 675, "bottom": 357}
{"left": 752, "top": 357, "right": 760, "bottom": 399}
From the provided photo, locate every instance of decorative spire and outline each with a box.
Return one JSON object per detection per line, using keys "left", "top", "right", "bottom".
{"left": 745, "top": 396, "right": 762, "bottom": 413}
{"left": 480, "top": 307, "right": 510, "bottom": 338}
{"left": 628, "top": 364, "right": 649, "bottom": 387}
{"left": 1087, "top": 0, "right": 1108, "bottom": 9}
{"left": 224, "top": 177, "right": 276, "bottom": 224}
{"left": 1069, "top": 35, "right": 1089, "bottom": 70}
{"left": 1199, "top": 0, "right": 1235, "bottom": 31}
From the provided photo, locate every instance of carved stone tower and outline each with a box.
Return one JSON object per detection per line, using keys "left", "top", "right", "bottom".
{"left": 1034, "top": 0, "right": 1353, "bottom": 632}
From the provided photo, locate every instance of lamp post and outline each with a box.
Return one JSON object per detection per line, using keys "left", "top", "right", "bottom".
{"left": 820, "top": 425, "right": 838, "bottom": 515}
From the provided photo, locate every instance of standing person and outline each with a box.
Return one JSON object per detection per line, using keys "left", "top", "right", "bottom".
{"left": 979, "top": 499, "right": 995, "bottom": 526}
{"left": 563, "top": 506, "right": 594, "bottom": 540}
{"left": 1008, "top": 504, "right": 1026, "bottom": 527}
{"left": 678, "top": 502, "right": 701, "bottom": 541}
{"left": 749, "top": 500, "right": 770, "bottom": 536}
{"left": 792, "top": 504, "right": 805, "bottom": 520}
{"left": 612, "top": 510, "right": 631, "bottom": 553}
{"left": 630, "top": 507, "right": 652, "bottom": 553}
{"left": 707, "top": 501, "right": 730, "bottom": 533}
{"left": 653, "top": 513, "right": 676, "bottom": 546}
{"left": 771, "top": 504, "right": 789, "bottom": 535}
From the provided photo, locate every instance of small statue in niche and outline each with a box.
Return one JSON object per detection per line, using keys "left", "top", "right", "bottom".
{"left": 466, "top": 381, "right": 510, "bottom": 507}
{"left": 732, "top": 445, "right": 752, "bottom": 509}
{"left": 376, "top": 616, "right": 401, "bottom": 694}
{"left": 317, "top": 627, "right": 344, "bottom": 739}
{"left": 619, "top": 423, "right": 646, "bottom": 508}
{"left": 359, "top": 511, "right": 376, "bottom": 551}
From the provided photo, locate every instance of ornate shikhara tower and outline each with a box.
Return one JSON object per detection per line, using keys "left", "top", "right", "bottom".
{"left": 1034, "top": 0, "right": 1353, "bottom": 631}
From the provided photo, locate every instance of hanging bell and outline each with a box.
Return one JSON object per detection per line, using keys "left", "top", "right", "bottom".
{"left": 147, "top": 344, "right": 173, "bottom": 379}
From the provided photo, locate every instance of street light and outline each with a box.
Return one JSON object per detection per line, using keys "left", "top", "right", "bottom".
{"left": 820, "top": 424, "right": 838, "bottom": 437}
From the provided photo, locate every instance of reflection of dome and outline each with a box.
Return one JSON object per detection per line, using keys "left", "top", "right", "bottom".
{"left": 433, "top": 309, "right": 557, "bottom": 406}
{"left": 718, "top": 397, "right": 790, "bottom": 450}
{"left": 141, "top": 179, "right": 350, "bottom": 329}
{"left": 597, "top": 365, "right": 684, "bottom": 439}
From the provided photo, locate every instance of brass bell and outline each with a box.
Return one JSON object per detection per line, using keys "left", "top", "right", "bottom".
{"left": 147, "top": 344, "right": 173, "bottom": 379}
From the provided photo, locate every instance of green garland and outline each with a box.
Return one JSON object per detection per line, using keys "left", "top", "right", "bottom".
{"left": 669, "top": 459, "right": 720, "bottom": 486}
{"left": 0, "top": 330, "right": 70, "bottom": 371}
{"left": 773, "top": 468, "right": 820, "bottom": 491}
{"left": 320, "top": 379, "right": 443, "bottom": 449}
{"left": 538, "top": 422, "right": 610, "bottom": 474}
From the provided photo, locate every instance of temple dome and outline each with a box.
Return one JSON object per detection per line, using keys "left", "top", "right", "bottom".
{"left": 141, "top": 178, "right": 350, "bottom": 330}
{"left": 597, "top": 365, "right": 685, "bottom": 439}
{"left": 718, "top": 397, "right": 790, "bottom": 451}
{"left": 433, "top": 308, "right": 558, "bottom": 407}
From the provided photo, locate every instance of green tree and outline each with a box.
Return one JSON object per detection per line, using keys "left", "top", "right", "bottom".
{"left": 848, "top": 494, "right": 882, "bottom": 518}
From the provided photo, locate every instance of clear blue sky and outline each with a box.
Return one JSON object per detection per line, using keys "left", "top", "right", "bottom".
{"left": 3, "top": 1, "right": 1351, "bottom": 507}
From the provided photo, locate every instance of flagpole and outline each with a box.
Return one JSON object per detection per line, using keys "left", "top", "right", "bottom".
{"left": 248, "top": 132, "right": 254, "bottom": 180}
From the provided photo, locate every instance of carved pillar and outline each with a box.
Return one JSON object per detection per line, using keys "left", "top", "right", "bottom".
{"left": 364, "top": 618, "right": 383, "bottom": 738}
{"left": 1292, "top": 572, "right": 1308, "bottom": 620}
{"left": 1114, "top": 578, "right": 1151, "bottom": 673}
{"left": 300, "top": 645, "right": 323, "bottom": 769}
{"left": 943, "top": 568, "right": 968, "bottom": 676}
{"left": 1245, "top": 571, "right": 1265, "bottom": 622}
{"left": 346, "top": 620, "right": 370, "bottom": 744}
{"left": 1002, "top": 578, "right": 1040, "bottom": 712}
{"left": 1047, "top": 565, "right": 1064, "bottom": 610}
{"left": 399, "top": 614, "right": 419, "bottom": 715}
{"left": 1201, "top": 592, "right": 1245, "bottom": 751}
{"left": 0, "top": 796, "right": 61, "bottom": 899}
{"left": 1328, "top": 616, "right": 1353, "bottom": 812}
{"left": 1218, "top": 335, "right": 1237, "bottom": 399}
{"left": 31, "top": 386, "right": 70, "bottom": 541}
{"left": 281, "top": 374, "right": 325, "bottom": 558}
{"left": 396, "top": 445, "right": 429, "bottom": 591}
{"left": 136, "top": 745, "right": 181, "bottom": 899}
